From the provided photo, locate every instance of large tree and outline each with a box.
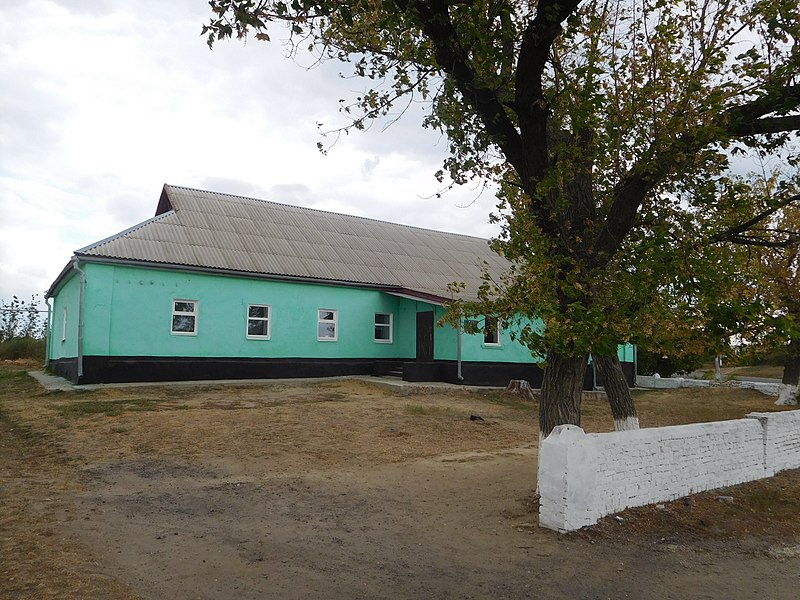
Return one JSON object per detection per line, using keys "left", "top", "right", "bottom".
{"left": 205, "top": 0, "right": 800, "bottom": 437}
{"left": 737, "top": 185, "right": 800, "bottom": 404}
{"left": 764, "top": 206, "right": 800, "bottom": 404}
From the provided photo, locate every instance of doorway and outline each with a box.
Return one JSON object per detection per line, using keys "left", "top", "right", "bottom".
{"left": 416, "top": 311, "right": 434, "bottom": 362}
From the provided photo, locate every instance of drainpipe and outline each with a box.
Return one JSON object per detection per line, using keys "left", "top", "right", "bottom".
{"left": 44, "top": 296, "right": 52, "bottom": 368}
{"left": 72, "top": 258, "right": 86, "bottom": 381}
{"left": 457, "top": 316, "right": 464, "bottom": 382}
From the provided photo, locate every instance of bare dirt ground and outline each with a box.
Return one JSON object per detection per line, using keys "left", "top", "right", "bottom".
{"left": 2, "top": 362, "right": 800, "bottom": 599}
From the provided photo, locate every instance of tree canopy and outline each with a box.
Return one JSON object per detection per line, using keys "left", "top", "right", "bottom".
{"left": 733, "top": 183, "right": 800, "bottom": 400}
{"left": 205, "top": 0, "right": 800, "bottom": 433}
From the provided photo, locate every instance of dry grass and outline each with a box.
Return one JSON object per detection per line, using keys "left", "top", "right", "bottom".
{"left": 584, "top": 469, "right": 800, "bottom": 549}
{"left": 14, "top": 378, "right": 535, "bottom": 476}
{"left": 728, "top": 364, "right": 785, "bottom": 379}
{"left": 2, "top": 362, "right": 800, "bottom": 597}
{"left": 0, "top": 366, "right": 141, "bottom": 599}
{"left": 578, "top": 386, "right": 793, "bottom": 432}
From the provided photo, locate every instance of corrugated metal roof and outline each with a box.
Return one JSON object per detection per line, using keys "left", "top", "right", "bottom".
{"left": 75, "top": 184, "right": 510, "bottom": 300}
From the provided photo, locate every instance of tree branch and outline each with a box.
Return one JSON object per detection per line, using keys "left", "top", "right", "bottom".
{"left": 515, "top": 0, "right": 583, "bottom": 176}
{"left": 726, "top": 234, "right": 800, "bottom": 248}
{"left": 396, "top": 0, "right": 525, "bottom": 166}
{"left": 592, "top": 83, "right": 800, "bottom": 265}
{"left": 721, "top": 84, "right": 800, "bottom": 137}
{"left": 710, "top": 193, "right": 800, "bottom": 244}
{"left": 590, "top": 142, "right": 672, "bottom": 265}
{"left": 728, "top": 115, "right": 800, "bottom": 136}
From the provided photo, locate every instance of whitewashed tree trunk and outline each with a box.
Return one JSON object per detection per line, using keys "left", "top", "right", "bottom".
{"left": 594, "top": 354, "right": 640, "bottom": 431}
{"left": 776, "top": 352, "right": 800, "bottom": 406}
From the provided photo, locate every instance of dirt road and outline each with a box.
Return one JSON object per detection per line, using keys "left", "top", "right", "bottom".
{"left": 2, "top": 370, "right": 800, "bottom": 599}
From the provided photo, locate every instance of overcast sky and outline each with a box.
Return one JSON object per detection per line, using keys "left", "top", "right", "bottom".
{"left": 0, "top": 0, "right": 501, "bottom": 303}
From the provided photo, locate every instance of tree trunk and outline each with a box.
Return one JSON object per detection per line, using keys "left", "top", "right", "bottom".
{"left": 777, "top": 345, "right": 799, "bottom": 406}
{"left": 782, "top": 347, "right": 799, "bottom": 386}
{"left": 539, "top": 350, "right": 588, "bottom": 440}
{"left": 594, "top": 354, "right": 640, "bottom": 431}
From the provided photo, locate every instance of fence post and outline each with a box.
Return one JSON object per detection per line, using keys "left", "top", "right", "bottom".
{"left": 538, "top": 424, "right": 598, "bottom": 532}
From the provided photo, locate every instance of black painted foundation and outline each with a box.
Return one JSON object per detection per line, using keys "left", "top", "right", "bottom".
{"left": 50, "top": 356, "right": 408, "bottom": 385}
{"left": 48, "top": 355, "right": 636, "bottom": 388}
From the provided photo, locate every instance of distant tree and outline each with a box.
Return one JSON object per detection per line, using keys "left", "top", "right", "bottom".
{"left": 0, "top": 295, "right": 45, "bottom": 342}
{"left": 206, "top": 0, "right": 800, "bottom": 437}
{"left": 0, "top": 297, "right": 20, "bottom": 342}
{"left": 767, "top": 212, "right": 800, "bottom": 404}
{"left": 741, "top": 194, "right": 800, "bottom": 403}
{"left": 636, "top": 348, "right": 707, "bottom": 377}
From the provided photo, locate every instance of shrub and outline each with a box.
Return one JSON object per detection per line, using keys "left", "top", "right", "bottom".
{"left": 637, "top": 347, "right": 706, "bottom": 376}
{"left": 0, "top": 337, "right": 46, "bottom": 361}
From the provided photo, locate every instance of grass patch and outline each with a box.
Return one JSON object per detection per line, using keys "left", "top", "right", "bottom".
{"left": 743, "top": 484, "right": 799, "bottom": 513}
{"left": 479, "top": 390, "right": 536, "bottom": 411}
{"left": 0, "top": 369, "right": 31, "bottom": 382}
{"left": 55, "top": 398, "right": 161, "bottom": 417}
{"left": 405, "top": 404, "right": 453, "bottom": 416}
{"left": 730, "top": 364, "right": 784, "bottom": 379}
{"left": 0, "top": 403, "right": 41, "bottom": 442}
{"left": 0, "top": 366, "right": 43, "bottom": 400}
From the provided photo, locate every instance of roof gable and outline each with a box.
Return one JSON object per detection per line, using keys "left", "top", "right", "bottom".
{"left": 74, "top": 184, "right": 509, "bottom": 300}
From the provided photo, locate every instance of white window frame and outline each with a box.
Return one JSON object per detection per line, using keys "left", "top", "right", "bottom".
{"left": 317, "top": 309, "right": 338, "bottom": 341}
{"left": 61, "top": 306, "right": 67, "bottom": 343}
{"left": 374, "top": 312, "right": 393, "bottom": 343}
{"left": 171, "top": 299, "right": 198, "bottom": 336}
{"left": 483, "top": 316, "right": 501, "bottom": 346}
{"left": 246, "top": 304, "right": 271, "bottom": 340}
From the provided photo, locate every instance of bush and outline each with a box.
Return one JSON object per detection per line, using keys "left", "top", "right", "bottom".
{"left": 637, "top": 347, "right": 707, "bottom": 376}
{"left": 0, "top": 337, "right": 46, "bottom": 361}
{"left": 731, "top": 346, "right": 789, "bottom": 367}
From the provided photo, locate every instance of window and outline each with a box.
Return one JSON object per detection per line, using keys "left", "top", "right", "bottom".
{"left": 374, "top": 313, "right": 393, "bottom": 343}
{"left": 247, "top": 304, "right": 271, "bottom": 339}
{"left": 61, "top": 306, "right": 67, "bottom": 342}
{"left": 171, "top": 299, "right": 198, "bottom": 335}
{"left": 483, "top": 316, "right": 500, "bottom": 346}
{"left": 318, "top": 309, "right": 337, "bottom": 341}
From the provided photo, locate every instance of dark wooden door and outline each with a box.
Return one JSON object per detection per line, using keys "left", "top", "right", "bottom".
{"left": 416, "top": 311, "right": 434, "bottom": 362}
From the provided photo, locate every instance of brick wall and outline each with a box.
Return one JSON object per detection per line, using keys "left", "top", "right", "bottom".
{"left": 636, "top": 375, "right": 781, "bottom": 396}
{"left": 748, "top": 411, "right": 800, "bottom": 475}
{"left": 539, "top": 410, "right": 800, "bottom": 532}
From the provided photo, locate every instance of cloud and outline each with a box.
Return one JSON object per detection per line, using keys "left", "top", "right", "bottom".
{"left": 267, "top": 183, "right": 312, "bottom": 206}
{"left": 360, "top": 156, "right": 381, "bottom": 180}
{"left": 197, "top": 177, "right": 258, "bottom": 199}
{"left": 0, "top": 0, "right": 501, "bottom": 304}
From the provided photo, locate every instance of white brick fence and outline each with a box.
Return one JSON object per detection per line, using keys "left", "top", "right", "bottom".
{"left": 636, "top": 375, "right": 782, "bottom": 396}
{"left": 538, "top": 410, "right": 800, "bottom": 532}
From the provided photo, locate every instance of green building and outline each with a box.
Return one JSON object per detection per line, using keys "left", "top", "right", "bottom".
{"left": 45, "top": 185, "right": 635, "bottom": 385}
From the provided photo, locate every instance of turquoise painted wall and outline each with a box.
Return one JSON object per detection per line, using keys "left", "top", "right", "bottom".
{"left": 455, "top": 315, "right": 542, "bottom": 364}
{"left": 587, "top": 344, "right": 637, "bottom": 363}
{"left": 406, "top": 303, "right": 535, "bottom": 364}
{"left": 80, "top": 263, "right": 417, "bottom": 359}
{"left": 617, "top": 343, "right": 636, "bottom": 363}
{"left": 49, "top": 273, "right": 80, "bottom": 360}
{"left": 433, "top": 305, "right": 457, "bottom": 361}
{"left": 52, "top": 261, "right": 636, "bottom": 365}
